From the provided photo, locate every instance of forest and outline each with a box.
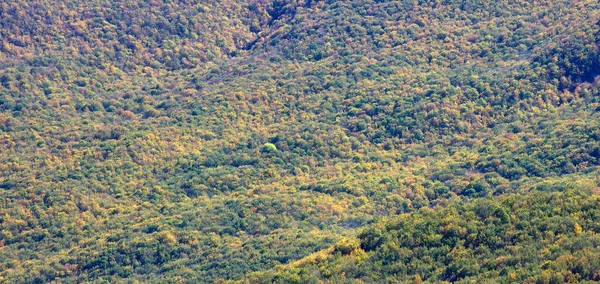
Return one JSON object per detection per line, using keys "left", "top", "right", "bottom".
{"left": 0, "top": 0, "right": 600, "bottom": 283}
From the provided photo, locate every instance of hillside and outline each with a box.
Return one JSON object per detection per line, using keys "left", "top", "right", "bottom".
{"left": 247, "top": 189, "right": 600, "bottom": 283}
{"left": 1, "top": 0, "right": 600, "bottom": 282}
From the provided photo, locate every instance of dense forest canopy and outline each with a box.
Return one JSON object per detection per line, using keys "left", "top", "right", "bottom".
{"left": 1, "top": 0, "right": 600, "bottom": 282}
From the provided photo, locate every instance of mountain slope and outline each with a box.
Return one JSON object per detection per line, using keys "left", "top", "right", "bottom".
{"left": 0, "top": 0, "right": 600, "bottom": 282}
{"left": 246, "top": 188, "right": 600, "bottom": 283}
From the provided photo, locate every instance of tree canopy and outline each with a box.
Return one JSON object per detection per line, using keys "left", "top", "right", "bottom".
{"left": 0, "top": 0, "right": 600, "bottom": 282}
